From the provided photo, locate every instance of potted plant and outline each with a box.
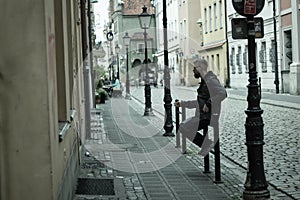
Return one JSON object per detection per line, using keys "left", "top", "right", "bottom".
{"left": 96, "top": 88, "right": 108, "bottom": 104}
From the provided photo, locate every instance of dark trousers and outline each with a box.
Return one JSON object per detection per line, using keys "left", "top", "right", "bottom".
{"left": 179, "top": 117, "right": 210, "bottom": 147}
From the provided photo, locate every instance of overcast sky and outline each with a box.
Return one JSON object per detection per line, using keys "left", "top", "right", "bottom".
{"left": 94, "top": 0, "right": 109, "bottom": 42}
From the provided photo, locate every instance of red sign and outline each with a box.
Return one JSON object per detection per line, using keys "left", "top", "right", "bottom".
{"left": 244, "top": 0, "right": 256, "bottom": 15}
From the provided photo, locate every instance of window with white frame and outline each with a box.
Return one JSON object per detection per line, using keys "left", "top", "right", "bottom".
{"left": 138, "top": 43, "right": 144, "bottom": 53}
{"left": 209, "top": 6, "right": 212, "bottom": 32}
{"left": 243, "top": 45, "right": 248, "bottom": 73}
{"left": 214, "top": 3, "right": 217, "bottom": 30}
{"left": 230, "top": 48, "right": 236, "bottom": 74}
{"left": 237, "top": 46, "right": 242, "bottom": 73}
{"left": 183, "top": 19, "right": 187, "bottom": 38}
{"left": 219, "top": 0, "right": 223, "bottom": 28}
{"left": 180, "top": 22, "right": 183, "bottom": 39}
{"left": 270, "top": 40, "right": 276, "bottom": 72}
{"left": 259, "top": 42, "right": 267, "bottom": 72}
{"left": 204, "top": 8, "right": 208, "bottom": 33}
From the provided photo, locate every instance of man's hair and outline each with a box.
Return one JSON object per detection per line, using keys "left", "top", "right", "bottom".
{"left": 193, "top": 59, "right": 208, "bottom": 71}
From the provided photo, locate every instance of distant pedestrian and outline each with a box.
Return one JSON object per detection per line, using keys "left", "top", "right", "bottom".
{"left": 174, "top": 58, "right": 227, "bottom": 155}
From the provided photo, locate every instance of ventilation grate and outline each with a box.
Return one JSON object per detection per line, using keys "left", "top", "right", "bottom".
{"left": 76, "top": 178, "right": 114, "bottom": 195}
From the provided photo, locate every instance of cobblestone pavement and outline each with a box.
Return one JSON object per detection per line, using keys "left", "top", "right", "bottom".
{"left": 130, "top": 84, "right": 300, "bottom": 199}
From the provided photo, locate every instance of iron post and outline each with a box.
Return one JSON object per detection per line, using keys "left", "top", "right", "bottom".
{"left": 243, "top": 15, "right": 270, "bottom": 199}
{"left": 162, "top": 0, "right": 174, "bottom": 136}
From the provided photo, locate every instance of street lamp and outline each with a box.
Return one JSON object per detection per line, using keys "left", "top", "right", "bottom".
{"left": 273, "top": 0, "right": 279, "bottom": 93}
{"left": 123, "top": 32, "right": 131, "bottom": 99}
{"left": 115, "top": 44, "right": 120, "bottom": 80}
{"left": 162, "top": 0, "right": 174, "bottom": 136}
{"left": 138, "top": 5, "right": 153, "bottom": 116}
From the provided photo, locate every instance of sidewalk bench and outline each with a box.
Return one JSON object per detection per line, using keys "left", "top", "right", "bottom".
{"left": 175, "top": 99, "right": 222, "bottom": 183}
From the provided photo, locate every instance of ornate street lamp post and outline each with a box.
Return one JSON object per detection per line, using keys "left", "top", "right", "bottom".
{"left": 139, "top": 6, "right": 153, "bottom": 116}
{"left": 231, "top": 1, "right": 270, "bottom": 198}
{"left": 123, "top": 32, "right": 131, "bottom": 99}
{"left": 162, "top": 0, "right": 174, "bottom": 136}
{"left": 115, "top": 44, "right": 120, "bottom": 80}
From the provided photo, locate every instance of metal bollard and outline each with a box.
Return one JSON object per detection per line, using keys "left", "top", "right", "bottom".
{"left": 203, "top": 126, "right": 211, "bottom": 173}
{"left": 175, "top": 99, "right": 180, "bottom": 148}
{"left": 213, "top": 124, "right": 222, "bottom": 183}
{"left": 181, "top": 105, "right": 187, "bottom": 154}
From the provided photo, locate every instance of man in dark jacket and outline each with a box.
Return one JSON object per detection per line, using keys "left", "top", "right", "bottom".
{"left": 175, "top": 59, "right": 227, "bottom": 155}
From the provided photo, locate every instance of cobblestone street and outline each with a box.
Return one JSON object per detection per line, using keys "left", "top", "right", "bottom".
{"left": 130, "top": 84, "right": 300, "bottom": 199}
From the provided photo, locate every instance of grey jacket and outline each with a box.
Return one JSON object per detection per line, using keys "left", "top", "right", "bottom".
{"left": 182, "top": 71, "right": 227, "bottom": 121}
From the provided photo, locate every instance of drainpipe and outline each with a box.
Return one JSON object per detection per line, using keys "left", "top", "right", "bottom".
{"left": 224, "top": 0, "right": 231, "bottom": 88}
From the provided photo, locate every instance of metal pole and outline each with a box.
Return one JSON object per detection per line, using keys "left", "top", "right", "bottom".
{"left": 243, "top": 15, "right": 270, "bottom": 199}
{"left": 175, "top": 99, "right": 180, "bottom": 147}
{"left": 224, "top": 0, "right": 231, "bottom": 88}
{"left": 144, "top": 28, "right": 153, "bottom": 116}
{"left": 162, "top": 0, "right": 174, "bottom": 136}
{"left": 273, "top": 0, "right": 279, "bottom": 93}
{"left": 125, "top": 46, "right": 131, "bottom": 99}
{"left": 117, "top": 53, "right": 120, "bottom": 80}
{"left": 88, "top": 0, "right": 96, "bottom": 108}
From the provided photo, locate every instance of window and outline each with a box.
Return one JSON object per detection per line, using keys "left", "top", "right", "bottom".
{"left": 180, "top": 22, "right": 183, "bottom": 39}
{"left": 204, "top": 8, "right": 208, "bottom": 33}
{"left": 216, "top": 54, "right": 220, "bottom": 73}
{"left": 284, "top": 30, "right": 292, "bottom": 70}
{"left": 211, "top": 54, "right": 215, "bottom": 71}
{"left": 183, "top": 19, "right": 187, "bottom": 38}
{"left": 214, "top": 3, "right": 217, "bottom": 30}
{"left": 138, "top": 43, "right": 144, "bottom": 53}
{"left": 259, "top": 42, "right": 267, "bottom": 72}
{"left": 230, "top": 48, "right": 236, "bottom": 74}
{"left": 270, "top": 40, "right": 276, "bottom": 72}
{"left": 237, "top": 46, "right": 242, "bottom": 73}
{"left": 243, "top": 46, "right": 248, "bottom": 73}
{"left": 219, "top": 0, "right": 223, "bottom": 28}
{"left": 209, "top": 6, "right": 212, "bottom": 32}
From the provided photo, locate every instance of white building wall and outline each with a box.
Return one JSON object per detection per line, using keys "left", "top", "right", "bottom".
{"left": 154, "top": 0, "right": 180, "bottom": 85}
{"left": 227, "top": 0, "right": 282, "bottom": 92}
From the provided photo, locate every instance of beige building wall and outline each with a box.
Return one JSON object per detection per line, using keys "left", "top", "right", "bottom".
{"left": 199, "top": 0, "right": 228, "bottom": 86}
{"left": 0, "top": 0, "right": 85, "bottom": 199}
{"left": 178, "top": 0, "right": 202, "bottom": 86}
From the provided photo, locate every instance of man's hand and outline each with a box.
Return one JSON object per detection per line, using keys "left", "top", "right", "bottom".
{"left": 202, "top": 104, "right": 209, "bottom": 112}
{"left": 174, "top": 101, "right": 181, "bottom": 107}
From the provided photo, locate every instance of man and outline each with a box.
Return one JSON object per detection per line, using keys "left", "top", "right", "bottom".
{"left": 174, "top": 59, "right": 227, "bottom": 156}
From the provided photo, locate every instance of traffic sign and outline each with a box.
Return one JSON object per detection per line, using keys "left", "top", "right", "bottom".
{"left": 232, "top": 0, "right": 265, "bottom": 17}
{"left": 231, "top": 17, "right": 264, "bottom": 39}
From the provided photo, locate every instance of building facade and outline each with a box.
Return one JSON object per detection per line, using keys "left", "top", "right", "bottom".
{"left": 227, "top": 0, "right": 282, "bottom": 92}
{"left": 153, "top": 0, "right": 180, "bottom": 85}
{"left": 0, "top": 0, "right": 96, "bottom": 199}
{"left": 109, "top": 0, "right": 157, "bottom": 85}
{"left": 199, "top": 0, "right": 228, "bottom": 86}
{"left": 177, "top": 0, "right": 202, "bottom": 86}
{"left": 279, "top": 0, "right": 300, "bottom": 94}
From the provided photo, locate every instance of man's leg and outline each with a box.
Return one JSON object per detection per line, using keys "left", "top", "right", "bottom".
{"left": 192, "top": 126, "right": 207, "bottom": 147}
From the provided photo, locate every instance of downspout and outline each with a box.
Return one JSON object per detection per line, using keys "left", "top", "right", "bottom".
{"left": 80, "top": 0, "right": 91, "bottom": 139}
{"left": 224, "top": 0, "right": 231, "bottom": 88}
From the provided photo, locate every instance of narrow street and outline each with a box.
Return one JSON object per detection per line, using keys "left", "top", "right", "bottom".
{"left": 130, "top": 83, "right": 300, "bottom": 199}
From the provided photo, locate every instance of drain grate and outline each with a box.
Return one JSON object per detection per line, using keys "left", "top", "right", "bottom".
{"left": 76, "top": 178, "right": 114, "bottom": 195}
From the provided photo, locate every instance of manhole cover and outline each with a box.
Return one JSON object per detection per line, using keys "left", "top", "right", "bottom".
{"left": 76, "top": 178, "right": 114, "bottom": 195}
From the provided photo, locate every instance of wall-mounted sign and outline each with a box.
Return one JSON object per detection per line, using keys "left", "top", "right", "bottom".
{"left": 232, "top": 17, "right": 264, "bottom": 39}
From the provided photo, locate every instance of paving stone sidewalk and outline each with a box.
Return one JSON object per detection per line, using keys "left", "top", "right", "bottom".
{"left": 74, "top": 92, "right": 296, "bottom": 199}
{"left": 74, "top": 99, "right": 231, "bottom": 199}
